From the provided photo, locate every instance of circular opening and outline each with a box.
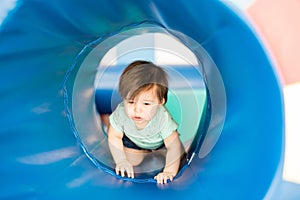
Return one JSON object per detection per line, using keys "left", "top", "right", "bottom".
{"left": 63, "top": 21, "right": 226, "bottom": 182}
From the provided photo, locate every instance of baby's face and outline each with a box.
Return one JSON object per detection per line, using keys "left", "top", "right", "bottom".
{"left": 124, "top": 87, "right": 164, "bottom": 129}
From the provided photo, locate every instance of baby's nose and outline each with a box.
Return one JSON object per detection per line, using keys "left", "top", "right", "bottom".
{"left": 134, "top": 103, "right": 142, "bottom": 112}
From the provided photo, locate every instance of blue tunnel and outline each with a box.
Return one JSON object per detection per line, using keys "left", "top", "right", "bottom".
{"left": 0, "top": 0, "right": 284, "bottom": 199}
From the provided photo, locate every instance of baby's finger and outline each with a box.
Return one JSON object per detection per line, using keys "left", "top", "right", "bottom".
{"left": 164, "top": 176, "right": 170, "bottom": 184}
{"left": 121, "top": 169, "right": 126, "bottom": 177}
{"left": 168, "top": 175, "right": 173, "bottom": 182}
{"left": 125, "top": 168, "right": 131, "bottom": 178}
{"left": 157, "top": 175, "right": 163, "bottom": 184}
{"left": 127, "top": 171, "right": 133, "bottom": 178}
{"left": 115, "top": 167, "right": 120, "bottom": 176}
{"left": 128, "top": 168, "right": 134, "bottom": 178}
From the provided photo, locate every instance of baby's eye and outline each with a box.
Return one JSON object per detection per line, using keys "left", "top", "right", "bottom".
{"left": 127, "top": 100, "right": 135, "bottom": 104}
{"left": 143, "top": 102, "right": 151, "bottom": 106}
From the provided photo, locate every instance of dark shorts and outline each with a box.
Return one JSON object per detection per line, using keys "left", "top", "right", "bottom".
{"left": 122, "top": 134, "right": 165, "bottom": 151}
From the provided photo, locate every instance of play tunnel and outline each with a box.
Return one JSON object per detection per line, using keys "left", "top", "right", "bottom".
{"left": 0, "top": 0, "right": 284, "bottom": 199}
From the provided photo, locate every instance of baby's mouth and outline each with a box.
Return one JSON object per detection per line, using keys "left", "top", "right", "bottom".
{"left": 132, "top": 116, "right": 142, "bottom": 121}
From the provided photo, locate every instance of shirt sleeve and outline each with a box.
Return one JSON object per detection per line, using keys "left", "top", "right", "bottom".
{"left": 160, "top": 109, "right": 178, "bottom": 139}
{"left": 109, "top": 104, "right": 124, "bottom": 134}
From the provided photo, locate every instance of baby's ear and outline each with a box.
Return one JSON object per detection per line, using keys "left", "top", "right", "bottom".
{"left": 160, "top": 98, "right": 165, "bottom": 105}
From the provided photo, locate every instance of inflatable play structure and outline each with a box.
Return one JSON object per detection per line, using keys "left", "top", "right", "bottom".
{"left": 0, "top": 0, "right": 284, "bottom": 199}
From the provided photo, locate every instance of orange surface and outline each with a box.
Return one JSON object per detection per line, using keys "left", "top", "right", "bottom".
{"left": 247, "top": 0, "right": 300, "bottom": 85}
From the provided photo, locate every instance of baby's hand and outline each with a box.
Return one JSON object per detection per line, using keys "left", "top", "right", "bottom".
{"left": 115, "top": 160, "right": 134, "bottom": 178}
{"left": 154, "top": 172, "right": 175, "bottom": 184}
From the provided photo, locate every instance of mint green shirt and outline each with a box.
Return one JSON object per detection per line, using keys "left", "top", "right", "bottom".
{"left": 109, "top": 102, "right": 178, "bottom": 150}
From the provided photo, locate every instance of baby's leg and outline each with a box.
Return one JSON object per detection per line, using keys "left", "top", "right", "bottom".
{"left": 100, "top": 114, "right": 110, "bottom": 127}
{"left": 124, "top": 147, "right": 147, "bottom": 166}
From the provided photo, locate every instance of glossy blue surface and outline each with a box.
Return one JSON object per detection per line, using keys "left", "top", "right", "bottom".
{"left": 0, "top": 0, "right": 284, "bottom": 199}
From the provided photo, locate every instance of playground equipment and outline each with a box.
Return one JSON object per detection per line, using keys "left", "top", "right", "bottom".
{"left": 0, "top": 0, "right": 284, "bottom": 199}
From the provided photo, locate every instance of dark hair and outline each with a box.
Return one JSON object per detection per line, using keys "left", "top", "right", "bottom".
{"left": 119, "top": 60, "right": 168, "bottom": 104}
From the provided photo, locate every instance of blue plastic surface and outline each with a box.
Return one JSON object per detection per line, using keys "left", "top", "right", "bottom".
{"left": 0, "top": 0, "right": 284, "bottom": 199}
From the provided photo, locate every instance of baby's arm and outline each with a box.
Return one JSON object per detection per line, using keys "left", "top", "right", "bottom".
{"left": 108, "top": 125, "right": 134, "bottom": 178}
{"left": 154, "top": 131, "right": 184, "bottom": 184}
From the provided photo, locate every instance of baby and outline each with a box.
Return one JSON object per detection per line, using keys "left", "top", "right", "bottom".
{"left": 108, "top": 60, "right": 185, "bottom": 184}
